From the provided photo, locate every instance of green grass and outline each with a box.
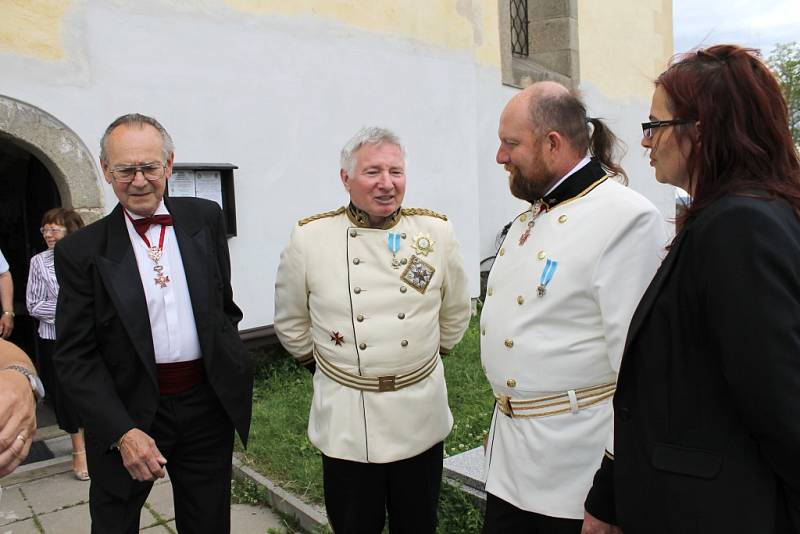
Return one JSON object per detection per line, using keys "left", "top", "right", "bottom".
{"left": 238, "top": 314, "right": 492, "bottom": 532}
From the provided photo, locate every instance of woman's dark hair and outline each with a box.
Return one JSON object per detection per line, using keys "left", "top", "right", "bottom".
{"left": 657, "top": 44, "right": 800, "bottom": 219}
{"left": 41, "top": 208, "right": 85, "bottom": 235}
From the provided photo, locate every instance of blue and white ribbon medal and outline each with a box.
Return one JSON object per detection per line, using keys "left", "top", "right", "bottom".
{"left": 537, "top": 258, "right": 558, "bottom": 297}
{"left": 388, "top": 232, "right": 402, "bottom": 269}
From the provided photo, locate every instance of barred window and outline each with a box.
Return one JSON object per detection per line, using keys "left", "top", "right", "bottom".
{"left": 510, "top": 0, "right": 529, "bottom": 57}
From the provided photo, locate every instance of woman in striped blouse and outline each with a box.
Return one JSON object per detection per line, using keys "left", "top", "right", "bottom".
{"left": 26, "top": 207, "right": 87, "bottom": 481}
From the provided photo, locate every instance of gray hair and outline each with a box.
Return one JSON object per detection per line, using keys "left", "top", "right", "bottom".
{"left": 340, "top": 127, "right": 406, "bottom": 175}
{"left": 99, "top": 113, "right": 175, "bottom": 163}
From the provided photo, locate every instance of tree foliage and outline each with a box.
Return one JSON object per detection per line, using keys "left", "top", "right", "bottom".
{"left": 767, "top": 42, "right": 800, "bottom": 147}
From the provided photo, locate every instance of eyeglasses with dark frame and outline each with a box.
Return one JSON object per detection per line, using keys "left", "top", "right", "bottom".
{"left": 109, "top": 163, "right": 166, "bottom": 183}
{"left": 641, "top": 119, "right": 693, "bottom": 139}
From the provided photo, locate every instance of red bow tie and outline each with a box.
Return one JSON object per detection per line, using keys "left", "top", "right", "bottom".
{"left": 130, "top": 214, "right": 173, "bottom": 240}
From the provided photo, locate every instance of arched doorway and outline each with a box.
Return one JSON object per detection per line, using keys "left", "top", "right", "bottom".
{"left": 0, "top": 142, "right": 61, "bottom": 357}
{"left": 0, "top": 95, "right": 103, "bottom": 363}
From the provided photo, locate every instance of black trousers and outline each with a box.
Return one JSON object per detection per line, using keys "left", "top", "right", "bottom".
{"left": 38, "top": 338, "right": 81, "bottom": 433}
{"left": 322, "top": 441, "right": 444, "bottom": 534}
{"left": 89, "top": 382, "right": 235, "bottom": 534}
{"left": 482, "top": 492, "right": 583, "bottom": 534}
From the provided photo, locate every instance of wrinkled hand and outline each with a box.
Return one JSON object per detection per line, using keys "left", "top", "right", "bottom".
{"left": 0, "top": 314, "right": 13, "bottom": 340}
{"left": 118, "top": 428, "right": 167, "bottom": 482}
{"left": 0, "top": 369, "right": 36, "bottom": 477}
{"left": 582, "top": 511, "right": 622, "bottom": 534}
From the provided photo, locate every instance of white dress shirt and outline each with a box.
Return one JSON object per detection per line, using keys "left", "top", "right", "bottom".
{"left": 124, "top": 202, "right": 201, "bottom": 363}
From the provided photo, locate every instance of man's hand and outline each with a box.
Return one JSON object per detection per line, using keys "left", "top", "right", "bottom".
{"left": 582, "top": 511, "right": 622, "bottom": 534}
{"left": 0, "top": 313, "right": 13, "bottom": 340}
{"left": 118, "top": 428, "right": 167, "bottom": 482}
{"left": 0, "top": 369, "right": 36, "bottom": 477}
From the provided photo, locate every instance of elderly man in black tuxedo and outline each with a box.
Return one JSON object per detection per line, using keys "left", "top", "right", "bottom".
{"left": 54, "top": 113, "right": 253, "bottom": 534}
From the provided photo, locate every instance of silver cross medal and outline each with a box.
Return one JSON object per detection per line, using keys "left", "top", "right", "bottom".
{"left": 148, "top": 247, "right": 170, "bottom": 288}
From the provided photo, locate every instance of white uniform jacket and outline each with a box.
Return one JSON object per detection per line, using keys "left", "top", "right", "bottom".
{"left": 275, "top": 204, "right": 471, "bottom": 463}
{"left": 481, "top": 160, "right": 667, "bottom": 519}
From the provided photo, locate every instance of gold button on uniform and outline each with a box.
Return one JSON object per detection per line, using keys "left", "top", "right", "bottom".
{"left": 352, "top": 258, "right": 360, "bottom": 265}
{"left": 359, "top": 343, "right": 367, "bottom": 350}
{"left": 507, "top": 378, "right": 517, "bottom": 388}
{"left": 517, "top": 295, "right": 524, "bottom": 305}
{"left": 537, "top": 250, "right": 546, "bottom": 260}
{"left": 349, "top": 229, "right": 357, "bottom": 237}
{"left": 487, "top": 288, "right": 493, "bottom": 296}
{"left": 558, "top": 215, "right": 567, "bottom": 223}
{"left": 401, "top": 258, "right": 407, "bottom": 265}
{"left": 499, "top": 248, "right": 505, "bottom": 256}
{"left": 401, "top": 340, "right": 408, "bottom": 347}
{"left": 504, "top": 339, "right": 514, "bottom": 348}
{"left": 354, "top": 287, "right": 362, "bottom": 294}
{"left": 356, "top": 314, "right": 364, "bottom": 322}
{"left": 401, "top": 233, "right": 407, "bottom": 239}
{"left": 400, "top": 286, "right": 407, "bottom": 293}
{"left": 398, "top": 312, "right": 405, "bottom": 319}
{"left": 520, "top": 214, "right": 527, "bottom": 222}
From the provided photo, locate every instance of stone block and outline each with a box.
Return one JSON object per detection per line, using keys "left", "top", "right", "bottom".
{"left": 231, "top": 504, "right": 284, "bottom": 531}
{"left": 145, "top": 479, "right": 175, "bottom": 522}
{"left": 443, "top": 446, "right": 485, "bottom": 491}
{"left": 21, "top": 471, "right": 89, "bottom": 515}
{"left": 0, "top": 517, "right": 39, "bottom": 533}
{"left": 0, "top": 486, "right": 32, "bottom": 526}
{"left": 529, "top": 18, "right": 577, "bottom": 52}
{"left": 37, "top": 502, "right": 90, "bottom": 533}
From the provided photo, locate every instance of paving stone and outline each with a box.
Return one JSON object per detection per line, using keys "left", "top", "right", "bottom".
{"left": 139, "top": 523, "right": 173, "bottom": 532}
{"left": 19, "top": 472, "right": 89, "bottom": 515}
{"left": 0, "top": 486, "right": 32, "bottom": 526}
{"left": 443, "top": 446, "right": 486, "bottom": 491}
{"left": 231, "top": 503, "right": 284, "bottom": 532}
{"left": 37, "top": 502, "right": 90, "bottom": 533}
{"left": 139, "top": 503, "right": 160, "bottom": 530}
{"left": 145, "top": 479, "right": 175, "bottom": 522}
{"left": 0, "top": 517, "right": 40, "bottom": 533}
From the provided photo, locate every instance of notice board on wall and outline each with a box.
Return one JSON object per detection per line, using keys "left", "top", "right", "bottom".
{"left": 168, "top": 163, "right": 238, "bottom": 237}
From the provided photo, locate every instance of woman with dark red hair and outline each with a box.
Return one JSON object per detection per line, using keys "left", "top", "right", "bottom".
{"left": 583, "top": 45, "right": 800, "bottom": 533}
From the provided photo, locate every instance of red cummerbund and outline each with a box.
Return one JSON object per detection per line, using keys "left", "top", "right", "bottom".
{"left": 157, "top": 359, "right": 205, "bottom": 395}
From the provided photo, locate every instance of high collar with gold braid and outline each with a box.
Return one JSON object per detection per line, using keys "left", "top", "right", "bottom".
{"left": 346, "top": 203, "right": 403, "bottom": 229}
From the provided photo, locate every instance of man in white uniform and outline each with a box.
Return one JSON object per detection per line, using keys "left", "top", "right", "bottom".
{"left": 274, "top": 127, "right": 471, "bottom": 533}
{"left": 480, "top": 82, "right": 666, "bottom": 533}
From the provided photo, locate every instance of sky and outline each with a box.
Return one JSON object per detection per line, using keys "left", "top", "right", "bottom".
{"left": 673, "top": 0, "right": 799, "bottom": 58}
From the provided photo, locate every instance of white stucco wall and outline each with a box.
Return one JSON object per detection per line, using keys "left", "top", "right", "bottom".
{"left": 1, "top": 0, "right": 673, "bottom": 329}
{"left": 1, "top": 1, "right": 490, "bottom": 329}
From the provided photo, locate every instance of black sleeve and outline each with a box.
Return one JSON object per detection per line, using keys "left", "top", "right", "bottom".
{"left": 700, "top": 201, "right": 800, "bottom": 524}
{"left": 584, "top": 453, "right": 617, "bottom": 525}
{"left": 53, "top": 240, "right": 135, "bottom": 449}
{"left": 212, "top": 203, "right": 243, "bottom": 329}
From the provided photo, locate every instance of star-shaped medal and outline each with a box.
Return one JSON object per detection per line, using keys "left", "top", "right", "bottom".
{"left": 411, "top": 233, "right": 435, "bottom": 256}
{"left": 330, "top": 331, "right": 344, "bottom": 346}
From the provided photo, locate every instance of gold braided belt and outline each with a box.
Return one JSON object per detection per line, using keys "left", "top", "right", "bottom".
{"left": 315, "top": 349, "right": 440, "bottom": 392}
{"left": 496, "top": 382, "right": 616, "bottom": 419}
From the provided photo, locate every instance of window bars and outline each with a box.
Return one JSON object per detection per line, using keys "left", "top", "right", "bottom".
{"left": 510, "top": 0, "right": 529, "bottom": 57}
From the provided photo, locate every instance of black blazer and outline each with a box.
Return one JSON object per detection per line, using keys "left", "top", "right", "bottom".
{"left": 54, "top": 197, "right": 253, "bottom": 498}
{"left": 586, "top": 193, "right": 800, "bottom": 533}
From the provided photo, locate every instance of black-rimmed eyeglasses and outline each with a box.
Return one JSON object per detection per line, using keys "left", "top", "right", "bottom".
{"left": 109, "top": 164, "right": 166, "bottom": 183}
{"left": 641, "top": 119, "right": 693, "bottom": 139}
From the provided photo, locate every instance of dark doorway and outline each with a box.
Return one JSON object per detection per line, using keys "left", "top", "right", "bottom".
{"left": 0, "top": 139, "right": 61, "bottom": 362}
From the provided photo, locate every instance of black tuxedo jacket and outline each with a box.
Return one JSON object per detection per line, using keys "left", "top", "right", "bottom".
{"left": 586, "top": 193, "right": 800, "bottom": 533}
{"left": 54, "top": 197, "right": 253, "bottom": 498}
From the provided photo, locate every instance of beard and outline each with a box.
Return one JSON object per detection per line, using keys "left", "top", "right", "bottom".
{"left": 506, "top": 163, "right": 557, "bottom": 203}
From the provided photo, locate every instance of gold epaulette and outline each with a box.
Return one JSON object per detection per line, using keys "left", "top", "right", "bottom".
{"left": 401, "top": 208, "right": 448, "bottom": 221}
{"left": 298, "top": 207, "right": 346, "bottom": 226}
